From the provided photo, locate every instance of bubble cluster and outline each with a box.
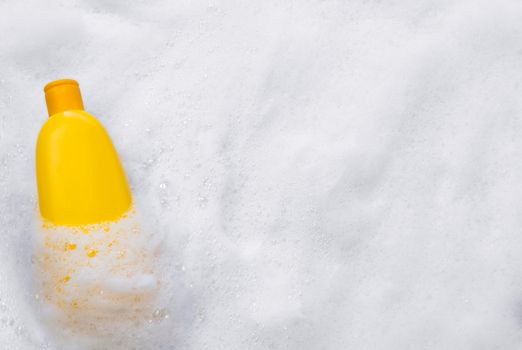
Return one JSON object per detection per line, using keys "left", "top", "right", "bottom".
{"left": 2, "top": 0, "right": 522, "bottom": 349}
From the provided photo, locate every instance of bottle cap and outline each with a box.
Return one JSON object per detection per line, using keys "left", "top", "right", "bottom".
{"left": 44, "top": 79, "right": 84, "bottom": 117}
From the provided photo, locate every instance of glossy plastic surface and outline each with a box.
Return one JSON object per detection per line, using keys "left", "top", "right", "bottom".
{"left": 36, "top": 109, "right": 132, "bottom": 225}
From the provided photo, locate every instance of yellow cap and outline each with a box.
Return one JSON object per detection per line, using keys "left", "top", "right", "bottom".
{"left": 44, "top": 79, "right": 84, "bottom": 117}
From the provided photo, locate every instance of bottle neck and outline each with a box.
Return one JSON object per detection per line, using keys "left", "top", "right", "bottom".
{"left": 44, "top": 79, "right": 84, "bottom": 117}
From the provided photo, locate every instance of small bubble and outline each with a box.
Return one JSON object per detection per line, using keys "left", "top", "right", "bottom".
{"left": 159, "top": 183, "right": 167, "bottom": 189}
{"left": 86, "top": 249, "right": 97, "bottom": 258}
{"left": 152, "top": 308, "right": 169, "bottom": 321}
{"left": 65, "top": 243, "right": 77, "bottom": 251}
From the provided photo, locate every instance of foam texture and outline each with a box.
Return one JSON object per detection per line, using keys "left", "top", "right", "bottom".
{"left": 2, "top": 0, "right": 522, "bottom": 349}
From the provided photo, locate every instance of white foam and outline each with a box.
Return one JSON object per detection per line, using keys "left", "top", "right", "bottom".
{"left": 2, "top": 0, "right": 522, "bottom": 349}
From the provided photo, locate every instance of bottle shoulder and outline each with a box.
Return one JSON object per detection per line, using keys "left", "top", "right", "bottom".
{"left": 38, "top": 110, "right": 105, "bottom": 139}
{"left": 46, "top": 109, "right": 100, "bottom": 125}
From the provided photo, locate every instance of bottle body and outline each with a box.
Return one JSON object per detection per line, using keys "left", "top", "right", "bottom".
{"left": 36, "top": 109, "right": 131, "bottom": 226}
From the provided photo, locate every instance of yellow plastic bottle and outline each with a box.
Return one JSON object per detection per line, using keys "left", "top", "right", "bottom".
{"left": 36, "top": 79, "right": 132, "bottom": 226}
{"left": 34, "top": 80, "right": 158, "bottom": 337}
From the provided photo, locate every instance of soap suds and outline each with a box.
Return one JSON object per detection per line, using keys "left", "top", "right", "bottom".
{"left": 31, "top": 212, "right": 188, "bottom": 349}
{"left": 2, "top": 0, "right": 522, "bottom": 349}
